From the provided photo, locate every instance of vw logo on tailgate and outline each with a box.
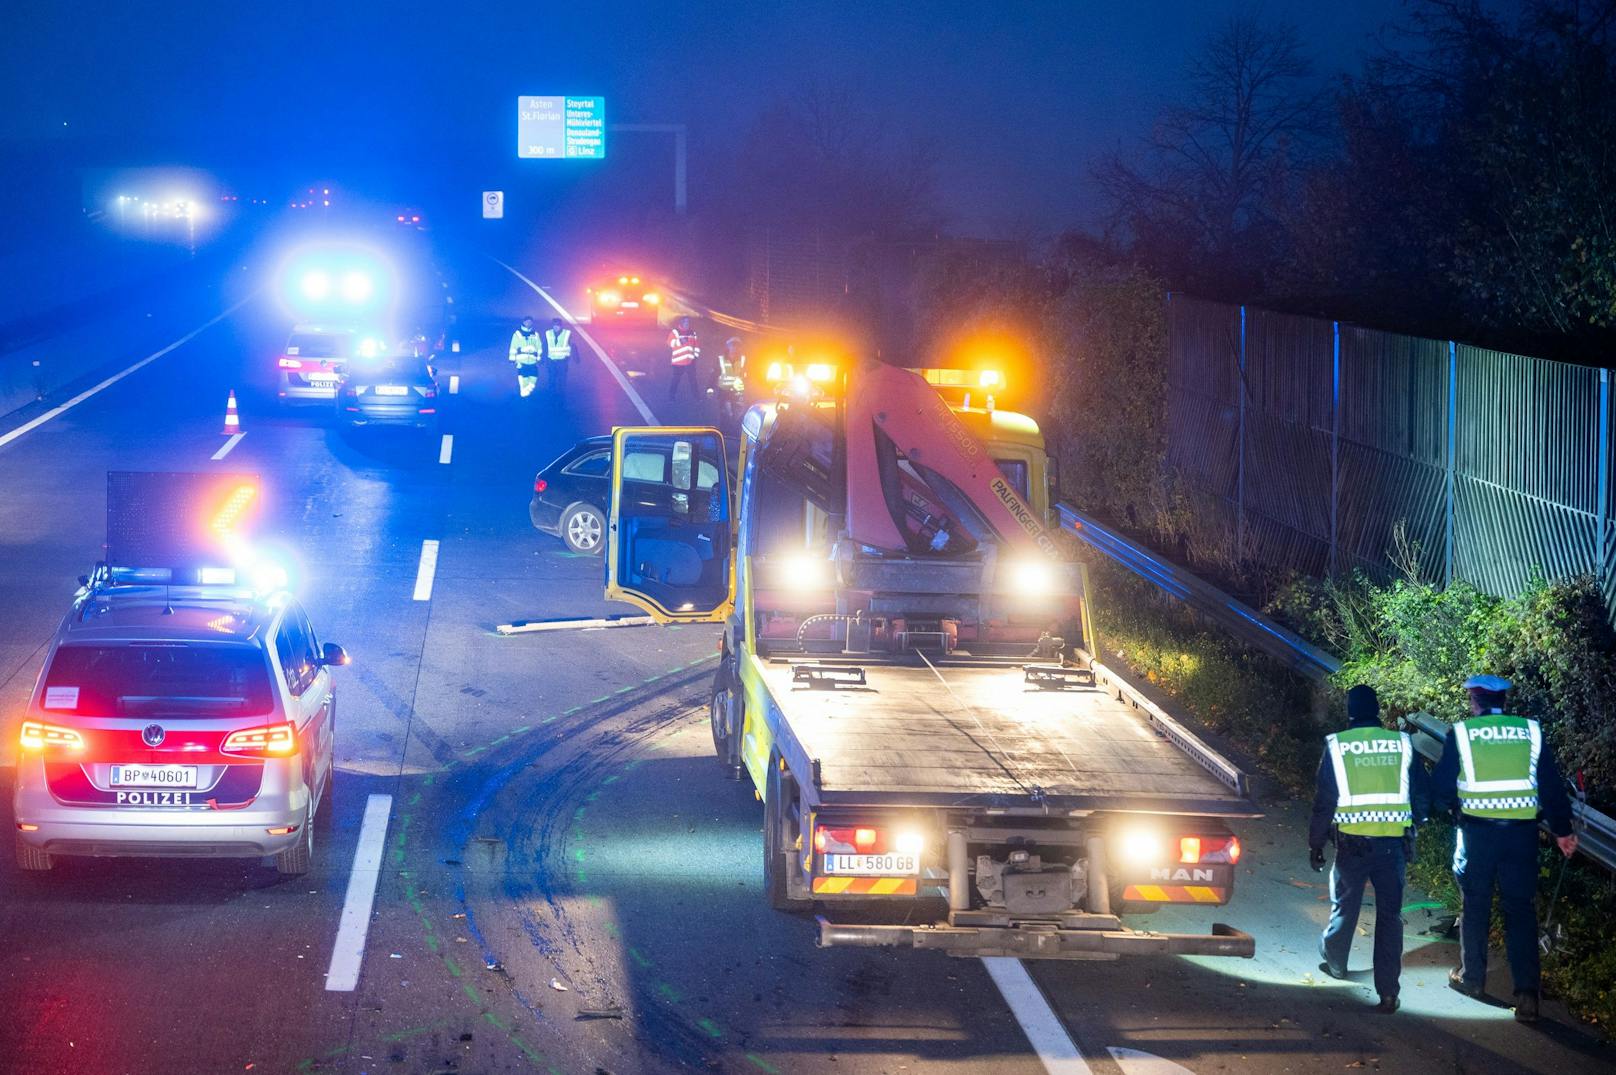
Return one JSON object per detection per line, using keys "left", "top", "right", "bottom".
{"left": 141, "top": 724, "right": 166, "bottom": 747}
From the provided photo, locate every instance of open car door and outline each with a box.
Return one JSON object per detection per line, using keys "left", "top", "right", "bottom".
{"left": 604, "top": 427, "right": 735, "bottom": 623}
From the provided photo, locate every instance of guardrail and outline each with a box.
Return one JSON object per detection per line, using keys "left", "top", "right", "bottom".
{"left": 1057, "top": 501, "right": 1616, "bottom": 874}
{"left": 1055, "top": 504, "right": 1340, "bottom": 680}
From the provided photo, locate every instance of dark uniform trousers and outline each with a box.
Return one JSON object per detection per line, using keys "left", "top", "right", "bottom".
{"left": 1454, "top": 817, "right": 1541, "bottom": 994}
{"left": 1323, "top": 834, "right": 1406, "bottom": 997}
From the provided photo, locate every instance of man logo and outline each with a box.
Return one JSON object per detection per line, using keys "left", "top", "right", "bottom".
{"left": 142, "top": 723, "right": 166, "bottom": 747}
{"left": 1149, "top": 867, "right": 1216, "bottom": 883}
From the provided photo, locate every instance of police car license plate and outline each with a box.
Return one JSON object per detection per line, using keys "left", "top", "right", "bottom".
{"left": 307, "top": 372, "right": 341, "bottom": 383}
{"left": 376, "top": 384, "right": 408, "bottom": 395}
{"left": 822, "top": 853, "right": 919, "bottom": 876}
{"left": 110, "top": 764, "right": 198, "bottom": 789}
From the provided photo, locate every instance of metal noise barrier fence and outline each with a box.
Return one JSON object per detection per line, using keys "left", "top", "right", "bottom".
{"left": 1165, "top": 295, "right": 1615, "bottom": 605}
{"left": 1058, "top": 501, "right": 1616, "bottom": 875}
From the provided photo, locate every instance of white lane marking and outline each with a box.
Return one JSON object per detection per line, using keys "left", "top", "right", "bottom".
{"left": 325, "top": 793, "right": 393, "bottom": 992}
{"left": 412, "top": 540, "right": 440, "bottom": 601}
{"left": 448, "top": 374, "right": 460, "bottom": 394}
{"left": 438, "top": 433, "right": 453, "bottom": 465}
{"left": 211, "top": 432, "right": 245, "bottom": 460}
{"left": 1109, "top": 1047, "right": 1196, "bottom": 1075}
{"left": 0, "top": 295, "right": 255, "bottom": 452}
{"left": 982, "top": 957, "right": 1094, "bottom": 1075}
{"left": 496, "top": 259, "right": 660, "bottom": 424}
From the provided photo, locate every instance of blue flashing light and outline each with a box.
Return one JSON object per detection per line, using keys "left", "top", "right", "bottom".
{"left": 300, "top": 270, "right": 332, "bottom": 301}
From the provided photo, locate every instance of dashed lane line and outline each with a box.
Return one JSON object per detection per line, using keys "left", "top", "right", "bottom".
{"left": 448, "top": 374, "right": 460, "bottom": 394}
{"left": 496, "top": 260, "right": 660, "bottom": 424}
{"left": 982, "top": 956, "right": 1095, "bottom": 1075}
{"left": 438, "top": 433, "right": 454, "bottom": 465}
{"left": 412, "top": 539, "right": 440, "bottom": 601}
{"left": 0, "top": 294, "right": 255, "bottom": 452}
{"left": 325, "top": 793, "right": 394, "bottom": 991}
{"left": 211, "top": 432, "right": 245, "bottom": 460}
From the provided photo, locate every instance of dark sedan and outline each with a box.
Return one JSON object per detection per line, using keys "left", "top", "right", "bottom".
{"left": 339, "top": 354, "right": 439, "bottom": 428}
{"left": 530, "top": 436, "right": 612, "bottom": 554}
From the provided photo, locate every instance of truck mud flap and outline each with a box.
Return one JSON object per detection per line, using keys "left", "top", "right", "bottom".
{"left": 815, "top": 918, "right": 1255, "bottom": 960}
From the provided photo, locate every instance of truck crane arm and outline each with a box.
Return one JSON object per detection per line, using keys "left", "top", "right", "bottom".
{"left": 843, "top": 363, "right": 1060, "bottom": 559}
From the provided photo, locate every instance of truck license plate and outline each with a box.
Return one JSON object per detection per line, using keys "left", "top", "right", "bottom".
{"left": 823, "top": 853, "right": 919, "bottom": 876}
{"left": 110, "top": 764, "right": 198, "bottom": 788}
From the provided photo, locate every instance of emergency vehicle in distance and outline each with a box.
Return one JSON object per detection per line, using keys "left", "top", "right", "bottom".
{"left": 13, "top": 473, "right": 346, "bottom": 876}
{"left": 596, "top": 357, "right": 1261, "bottom": 959}
{"left": 586, "top": 271, "right": 661, "bottom": 324}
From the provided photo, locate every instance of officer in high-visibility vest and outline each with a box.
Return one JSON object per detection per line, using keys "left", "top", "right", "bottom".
{"left": 1432, "top": 673, "right": 1578, "bottom": 1023}
{"left": 508, "top": 316, "right": 542, "bottom": 398}
{"left": 666, "top": 316, "right": 700, "bottom": 401}
{"left": 542, "top": 317, "right": 573, "bottom": 395}
{"left": 1308, "top": 685, "right": 1429, "bottom": 1013}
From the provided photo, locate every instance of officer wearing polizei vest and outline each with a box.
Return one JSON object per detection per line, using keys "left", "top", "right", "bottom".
{"left": 1432, "top": 673, "right": 1578, "bottom": 1024}
{"left": 508, "top": 316, "right": 542, "bottom": 398}
{"left": 542, "top": 317, "right": 572, "bottom": 395}
{"left": 1309, "top": 685, "right": 1429, "bottom": 1013}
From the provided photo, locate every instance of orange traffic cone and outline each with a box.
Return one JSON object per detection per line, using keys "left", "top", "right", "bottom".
{"left": 222, "top": 390, "right": 241, "bottom": 435}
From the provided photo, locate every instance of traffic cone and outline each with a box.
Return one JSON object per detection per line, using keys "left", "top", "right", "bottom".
{"left": 222, "top": 390, "right": 241, "bottom": 435}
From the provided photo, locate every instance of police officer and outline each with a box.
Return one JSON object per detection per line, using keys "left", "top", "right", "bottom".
{"left": 509, "top": 316, "right": 542, "bottom": 398}
{"left": 1432, "top": 673, "right": 1578, "bottom": 1023}
{"left": 1309, "top": 685, "right": 1429, "bottom": 1013}
{"left": 543, "top": 317, "right": 573, "bottom": 395}
{"left": 667, "top": 316, "right": 700, "bottom": 400}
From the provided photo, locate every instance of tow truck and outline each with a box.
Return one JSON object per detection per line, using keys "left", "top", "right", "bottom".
{"left": 599, "top": 359, "right": 1259, "bottom": 959}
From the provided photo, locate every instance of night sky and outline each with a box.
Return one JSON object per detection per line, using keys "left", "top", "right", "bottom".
{"left": 5, "top": 1, "right": 1411, "bottom": 233}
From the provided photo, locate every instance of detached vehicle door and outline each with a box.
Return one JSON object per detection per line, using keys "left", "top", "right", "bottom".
{"left": 603, "top": 427, "right": 734, "bottom": 623}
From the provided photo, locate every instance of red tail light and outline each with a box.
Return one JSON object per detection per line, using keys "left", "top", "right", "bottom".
{"left": 534, "top": 477, "right": 548, "bottom": 494}
{"left": 221, "top": 722, "right": 296, "bottom": 756}
{"left": 278, "top": 357, "right": 303, "bottom": 369}
{"left": 1180, "top": 834, "right": 1240, "bottom": 864}
{"left": 20, "top": 720, "right": 85, "bottom": 752}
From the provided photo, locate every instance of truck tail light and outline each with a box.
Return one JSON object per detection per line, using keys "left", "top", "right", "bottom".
{"left": 222, "top": 722, "right": 296, "bottom": 756}
{"left": 816, "top": 824, "right": 890, "bottom": 855}
{"left": 1181, "top": 834, "right": 1240, "bottom": 864}
{"left": 533, "top": 477, "right": 548, "bottom": 494}
{"left": 279, "top": 357, "right": 303, "bottom": 369}
{"left": 20, "top": 720, "right": 85, "bottom": 751}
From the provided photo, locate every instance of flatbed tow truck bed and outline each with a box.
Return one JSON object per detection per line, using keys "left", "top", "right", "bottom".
{"left": 754, "top": 655, "right": 1256, "bottom": 819}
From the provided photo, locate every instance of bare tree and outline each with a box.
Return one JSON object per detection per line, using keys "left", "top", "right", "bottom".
{"left": 1097, "top": 12, "right": 1326, "bottom": 291}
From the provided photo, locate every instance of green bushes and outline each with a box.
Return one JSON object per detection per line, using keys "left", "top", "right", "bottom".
{"left": 1275, "top": 571, "right": 1616, "bottom": 807}
{"left": 1087, "top": 560, "right": 1324, "bottom": 795}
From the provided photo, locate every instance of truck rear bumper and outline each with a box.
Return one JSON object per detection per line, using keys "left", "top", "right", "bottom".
{"left": 816, "top": 917, "right": 1255, "bottom": 960}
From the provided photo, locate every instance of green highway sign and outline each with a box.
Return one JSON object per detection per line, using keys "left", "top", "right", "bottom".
{"left": 517, "top": 96, "right": 606, "bottom": 159}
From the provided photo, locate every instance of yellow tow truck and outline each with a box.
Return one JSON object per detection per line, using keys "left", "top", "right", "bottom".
{"left": 598, "top": 357, "right": 1259, "bottom": 959}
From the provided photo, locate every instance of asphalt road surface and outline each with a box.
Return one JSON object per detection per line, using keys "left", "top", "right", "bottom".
{"left": 0, "top": 234, "right": 1608, "bottom": 1074}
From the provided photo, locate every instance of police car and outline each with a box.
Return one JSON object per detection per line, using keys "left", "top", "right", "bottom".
{"left": 12, "top": 474, "right": 347, "bottom": 875}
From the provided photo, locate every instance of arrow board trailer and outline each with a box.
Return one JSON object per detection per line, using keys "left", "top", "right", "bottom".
{"left": 598, "top": 370, "right": 1259, "bottom": 961}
